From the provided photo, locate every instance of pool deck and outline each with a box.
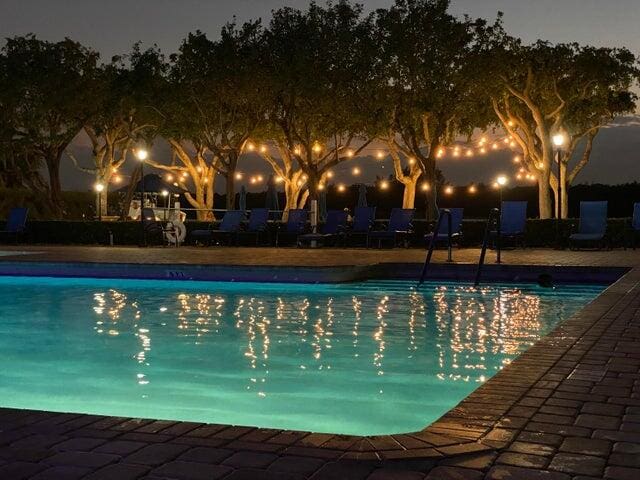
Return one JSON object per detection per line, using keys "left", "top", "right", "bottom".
{"left": 1, "top": 245, "right": 640, "bottom": 479}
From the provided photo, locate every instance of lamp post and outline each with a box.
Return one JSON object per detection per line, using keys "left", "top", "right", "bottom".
{"left": 161, "top": 189, "right": 169, "bottom": 221}
{"left": 94, "top": 183, "right": 104, "bottom": 222}
{"left": 136, "top": 148, "right": 149, "bottom": 247}
{"left": 495, "top": 175, "right": 508, "bottom": 264}
{"left": 552, "top": 133, "right": 566, "bottom": 247}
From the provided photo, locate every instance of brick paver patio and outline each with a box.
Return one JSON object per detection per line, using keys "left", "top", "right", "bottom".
{"left": 0, "top": 246, "right": 639, "bottom": 479}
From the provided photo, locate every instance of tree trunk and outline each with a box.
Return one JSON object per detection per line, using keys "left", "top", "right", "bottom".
{"left": 225, "top": 174, "right": 235, "bottom": 211}
{"left": 560, "top": 162, "right": 569, "bottom": 219}
{"left": 45, "top": 152, "right": 63, "bottom": 215}
{"left": 401, "top": 179, "right": 417, "bottom": 209}
{"left": 538, "top": 169, "right": 553, "bottom": 219}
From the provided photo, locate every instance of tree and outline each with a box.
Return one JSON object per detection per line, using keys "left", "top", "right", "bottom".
{"left": 484, "top": 33, "right": 638, "bottom": 218}
{"left": 263, "top": 1, "right": 373, "bottom": 210}
{"left": 257, "top": 142, "right": 309, "bottom": 214}
{"left": 371, "top": 0, "right": 491, "bottom": 216}
{"left": 2, "top": 35, "right": 98, "bottom": 211}
{"left": 66, "top": 48, "right": 160, "bottom": 217}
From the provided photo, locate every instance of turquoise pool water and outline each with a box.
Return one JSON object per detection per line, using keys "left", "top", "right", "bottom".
{"left": 0, "top": 276, "right": 603, "bottom": 436}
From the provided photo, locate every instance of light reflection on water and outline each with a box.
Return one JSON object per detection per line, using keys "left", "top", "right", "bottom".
{"left": 0, "top": 278, "right": 602, "bottom": 435}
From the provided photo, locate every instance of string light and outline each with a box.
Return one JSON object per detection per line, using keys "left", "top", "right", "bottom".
{"left": 256, "top": 175, "right": 264, "bottom": 183}
{"left": 468, "top": 185, "right": 477, "bottom": 194}
{"left": 479, "top": 147, "right": 486, "bottom": 154}
{"left": 318, "top": 183, "right": 325, "bottom": 191}
{"left": 465, "top": 149, "right": 473, "bottom": 157}
{"left": 166, "top": 174, "right": 174, "bottom": 182}
{"left": 421, "top": 182, "right": 430, "bottom": 192}
{"left": 259, "top": 145, "right": 268, "bottom": 153}
{"left": 294, "top": 146, "right": 302, "bottom": 156}
{"left": 246, "top": 142, "right": 255, "bottom": 152}
{"left": 408, "top": 157, "right": 416, "bottom": 165}
{"left": 275, "top": 176, "right": 284, "bottom": 183}
{"left": 379, "top": 180, "right": 389, "bottom": 190}
{"left": 513, "top": 156, "right": 521, "bottom": 163}
{"left": 326, "top": 171, "right": 334, "bottom": 179}
{"left": 235, "top": 172, "right": 243, "bottom": 180}
{"left": 337, "top": 183, "right": 346, "bottom": 192}
{"left": 113, "top": 175, "right": 122, "bottom": 184}
{"left": 376, "top": 150, "right": 385, "bottom": 160}
{"left": 492, "top": 143, "right": 499, "bottom": 150}
{"left": 352, "top": 166, "right": 361, "bottom": 176}
{"left": 312, "top": 142, "right": 322, "bottom": 154}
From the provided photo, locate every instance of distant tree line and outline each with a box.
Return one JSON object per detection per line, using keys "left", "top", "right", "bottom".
{"left": 0, "top": 0, "right": 637, "bottom": 220}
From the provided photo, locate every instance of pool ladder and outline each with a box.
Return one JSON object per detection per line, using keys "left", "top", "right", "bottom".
{"left": 474, "top": 208, "right": 502, "bottom": 286}
{"left": 418, "top": 209, "right": 453, "bottom": 285}
{"left": 418, "top": 208, "right": 502, "bottom": 286}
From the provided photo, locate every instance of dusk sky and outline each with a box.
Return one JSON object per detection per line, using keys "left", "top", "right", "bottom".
{"left": 1, "top": 0, "right": 639, "bottom": 190}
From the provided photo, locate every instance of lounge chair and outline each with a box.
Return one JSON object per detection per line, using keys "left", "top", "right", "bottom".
{"left": 276, "top": 209, "right": 308, "bottom": 246}
{"left": 425, "top": 208, "right": 464, "bottom": 246}
{"left": 191, "top": 210, "right": 245, "bottom": 246}
{"left": 297, "top": 209, "right": 348, "bottom": 247}
{"left": 345, "top": 206, "right": 377, "bottom": 246}
{"left": 367, "top": 208, "right": 415, "bottom": 248}
{"left": 237, "top": 208, "right": 270, "bottom": 246}
{"left": 0, "top": 207, "right": 28, "bottom": 243}
{"left": 569, "top": 201, "right": 608, "bottom": 250}
{"left": 627, "top": 203, "right": 640, "bottom": 249}
{"left": 491, "top": 201, "right": 528, "bottom": 248}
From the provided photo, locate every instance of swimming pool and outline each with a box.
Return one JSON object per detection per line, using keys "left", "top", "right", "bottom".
{"left": 0, "top": 276, "right": 603, "bottom": 436}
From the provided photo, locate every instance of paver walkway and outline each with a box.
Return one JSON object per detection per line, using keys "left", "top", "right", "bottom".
{"left": 0, "top": 246, "right": 639, "bottom": 479}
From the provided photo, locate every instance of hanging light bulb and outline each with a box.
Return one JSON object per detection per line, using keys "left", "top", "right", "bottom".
{"left": 421, "top": 182, "right": 430, "bottom": 192}
{"left": 235, "top": 172, "right": 243, "bottom": 180}
{"left": 246, "top": 142, "right": 255, "bottom": 152}
{"left": 345, "top": 149, "right": 354, "bottom": 158}
{"left": 337, "top": 183, "right": 346, "bottom": 192}
{"left": 444, "top": 186, "right": 454, "bottom": 195}
{"left": 379, "top": 180, "right": 389, "bottom": 190}
{"left": 166, "top": 174, "right": 174, "bottom": 182}
{"left": 312, "top": 142, "right": 322, "bottom": 154}
{"left": 513, "top": 155, "right": 521, "bottom": 163}
{"left": 468, "top": 185, "right": 477, "bottom": 194}
{"left": 465, "top": 149, "right": 473, "bottom": 157}
{"left": 492, "top": 142, "right": 499, "bottom": 150}
{"left": 479, "top": 147, "right": 487, "bottom": 154}
{"left": 294, "top": 146, "right": 302, "bottom": 156}
{"left": 408, "top": 157, "right": 416, "bottom": 165}
{"left": 318, "top": 183, "right": 325, "bottom": 191}
{"left": 352, "top": 166, "right": 361, "bottom": 176}
{"left": 376, "top": 150, "right": 386, "bottom": 160}
{"left": 259, "top": 145, "right": 268, "bottom": 153}
{"left": 326, "top": 171, "right": 334, "bottom": 179}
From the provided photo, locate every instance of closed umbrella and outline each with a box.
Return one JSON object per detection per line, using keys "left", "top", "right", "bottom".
{"left": 357, "top": 183, "right": 368, "bottom": 207}
{"left": 318, "top": 190, "right": 327, "bottom": 222}
{"left": 238, "top": 185, "right": 247, "bottom": 211}
{"left": 265, "top": 175, "right": 280, "bottom": 219}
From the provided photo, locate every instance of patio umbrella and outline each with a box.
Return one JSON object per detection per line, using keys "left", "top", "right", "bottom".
{"left": 357, "top": 183, "right": 368, "bottom": 207}
{"left": 265, "top": 175, "right": 279, "bottom": 218}
{"left": 318, "top": 190, "right": 327, "bottom": 222}
{"left": 117, "top": 174, "right": 187, "bottom": 194}
{"left": 238, "top": 185, "right": 247, "bottom": 211}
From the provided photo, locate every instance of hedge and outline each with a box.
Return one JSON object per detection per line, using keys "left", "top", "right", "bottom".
{"left": 1, "top": 217, "right": 633, "bottom": 248}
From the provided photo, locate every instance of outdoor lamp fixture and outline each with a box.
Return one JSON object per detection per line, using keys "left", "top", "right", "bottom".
{"left": 161, "top": 189, "right": 169, "bottom": 211}
{"left": 496, "top": 175, "right": 508, "bottom": 205}
{"left": 136, "top": 148, "right": 149, "bottom": 247}
{"left": 552, "top": 132, "right": 566, "bottom": 247}
{"left": 494, "top": 175, "right": 509, "bottom": 265}
{"left": 94, "top": 183, "right": 105, "bottom": 222}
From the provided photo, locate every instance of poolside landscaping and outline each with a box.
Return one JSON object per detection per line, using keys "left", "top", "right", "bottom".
{"left": 0, "top": 246, "right": 638, "bottom": 480}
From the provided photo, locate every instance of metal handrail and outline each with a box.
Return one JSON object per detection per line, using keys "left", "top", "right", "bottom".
{"left": 418, "top": 209, "right": 453, "bottom": 285}
{"left": 474, "top": 208, "right": 501, "bottom": 287}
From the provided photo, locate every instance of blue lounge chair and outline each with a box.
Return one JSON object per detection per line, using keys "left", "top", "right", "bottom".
{"left": 192, "top": 210, "right": 245, "bottom": 246}
{"left": 425, "top": 208, "right": 464, "bottom": 246}
{"left": 297, "top": 209, "right": 348, "bottom": 247}
{"left": 368, "top": 208, "right": 415, "bottom": 248}
{"left": 627, "top": 203, "right": 640, "bottom": 249}
{"left": 491, "top": 201, "right": 528, "bottom": 248}
{"left": 276, "top": 209, "right": 308, "bottom": 246}
{"left": 237, "top": 208, "right": 270, "bottom": 246}
{"left": 569, "top": 201, "right": 608, "bottom": 250}
{"left": 345, "top": 206, "right": 377, "bottom": 246}
{"left": 0, "top": 207, "right": 28, "bottom": 243}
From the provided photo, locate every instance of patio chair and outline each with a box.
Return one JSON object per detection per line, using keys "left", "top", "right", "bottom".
{"left": 345, "top": 206, "right": 377, "bottom": 246}
{"left": 191, "top": 210, "right": 245, "bottom": 246}
{"left": 276, "top": 209, "right": 309, "bottom": 246}
{"left": 237, "top": 208, "right": 270, "bottom": 246}
{"left": 569, "top": 201, "right": 608, "bottom": 250}
{"left": 0, "top": 207, "right": 28, "bottom": 243}
{"left": 424, "top": 208, "right": 464, "bottom": 246}
{"left": 491, "top": 201, "right": 528, "bottom": 248}
{"left": 367, "top": 208, "right": 415, "bottom": 248}
{"left": 627, "top": 203, "right": 640, "bottom": 249}
{"left": 297, "top": 209, "right": 348, "bottom": 247}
